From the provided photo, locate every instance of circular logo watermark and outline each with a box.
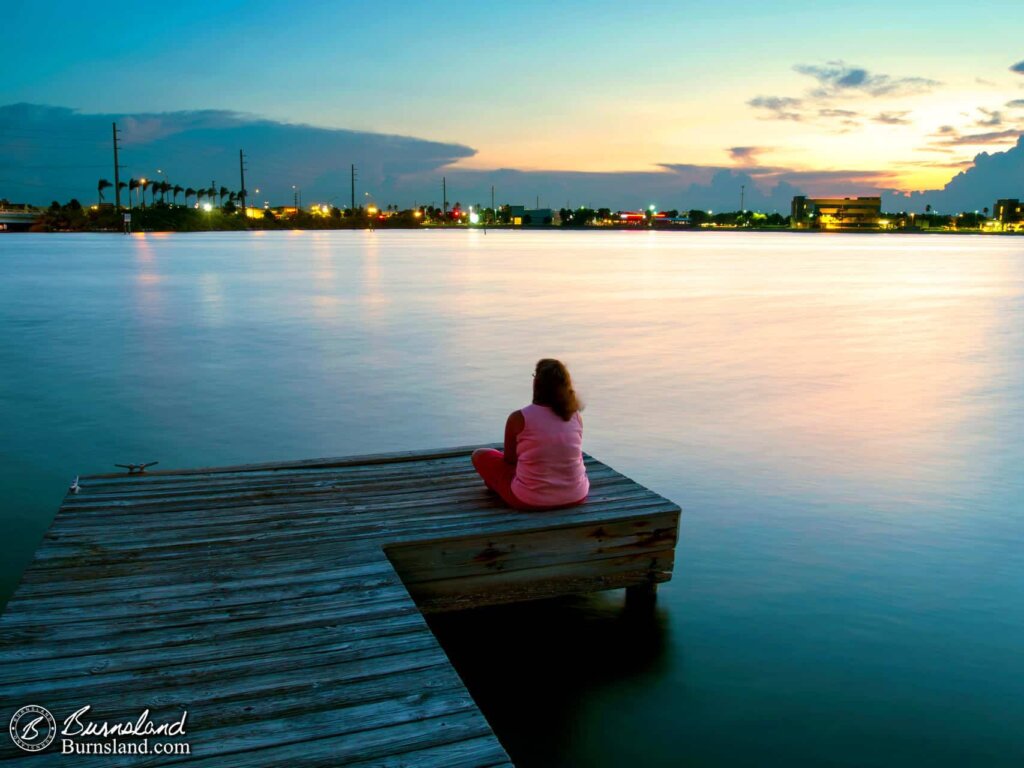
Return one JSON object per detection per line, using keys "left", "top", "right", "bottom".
{"left": 9, "top": 705, "right": 56, "bottom": 752}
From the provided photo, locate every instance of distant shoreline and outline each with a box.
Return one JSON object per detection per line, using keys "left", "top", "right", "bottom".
{"left": 3, "top": 203, "right": 1019, "bottom": 236}
{"left": 4, "top": 224, "right": 1019, "bottom": 236}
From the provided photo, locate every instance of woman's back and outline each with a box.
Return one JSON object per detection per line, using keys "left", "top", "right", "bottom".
{"left": 512, "top": 403, "right": 589, "bottom": 507}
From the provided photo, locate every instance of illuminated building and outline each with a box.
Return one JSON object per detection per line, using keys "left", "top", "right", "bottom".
{"left": 791, "top": 196, "right": 881, "bottom": 230}
{"left": 790, "top": 196, "right": 813, "bottom": 226}
{"left": 507, "top": 205, "right": 555, "bottom": 226}
{"left": 994, "top": 199, "right": 1021, "bottom": 228}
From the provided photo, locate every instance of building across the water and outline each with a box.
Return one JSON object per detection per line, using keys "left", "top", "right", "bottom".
{"left": 994, "top": 199, "right": 1022, "bottom": 229}
{"left": 791, "top": 196, "right": 882, "bottom": 230}
{"left": 506, "top": 205, "right": 555, "bottom": 226}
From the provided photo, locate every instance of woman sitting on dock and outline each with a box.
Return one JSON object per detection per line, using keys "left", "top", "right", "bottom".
{"left": 472, "top": 358, "right": 590, "bottom": 511}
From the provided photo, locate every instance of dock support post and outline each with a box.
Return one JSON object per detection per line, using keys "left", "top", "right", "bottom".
{"left": 625, "top": 582, "right": 658, "bottom": 609}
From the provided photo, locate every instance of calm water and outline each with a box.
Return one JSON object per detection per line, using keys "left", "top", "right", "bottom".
{"left": 1, "top": 230, "right": 1023, "bottom": 766}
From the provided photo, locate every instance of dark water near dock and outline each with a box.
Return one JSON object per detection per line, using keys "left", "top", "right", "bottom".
{"left": 1, "top": 230, "right": 1023, "bottom": 766}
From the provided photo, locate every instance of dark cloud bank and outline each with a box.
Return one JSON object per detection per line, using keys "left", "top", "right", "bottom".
{"left": 1, "top": 103, "right": 1021, "bottom": 214}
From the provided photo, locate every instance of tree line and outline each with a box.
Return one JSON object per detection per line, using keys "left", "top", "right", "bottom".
{"left": 97, "top": 178, "right": 246, "bottom": 210}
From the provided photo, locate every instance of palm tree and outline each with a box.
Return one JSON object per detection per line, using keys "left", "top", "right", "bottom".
{"left": 196, "top": 189, "right": 206, "bottom": 205}
{"left": 117, "top": 181, "right": 128, "bottom": 203}
{"left": 129, "top": 178, "right": 140, "bottom": 209}
{"left": 172, "top": 185, "right": 183, "bottom": 205}
{"left": 219, "top": 186, "right": 229, "bottom": 206}
{"left": 162, "top": 181, "right": 172, "bottom": 203}
{"left": 228, "top": 191, "right": 237, "bottom": 206}
{"left": 139, "top": 179, "right": 149, "bottom": 208}
{"left": 97, "top": 179, "right": 112, "bottom": 205}
{"left": 185, "top": 187, "right": 196, "bottom": 207}
{"left": 207, "top": 187, "right": 216, "bottom": 205}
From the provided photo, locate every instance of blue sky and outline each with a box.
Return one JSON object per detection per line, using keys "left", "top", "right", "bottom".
{"left": 3, "top": 0, "right": 1023, "bottom": 204}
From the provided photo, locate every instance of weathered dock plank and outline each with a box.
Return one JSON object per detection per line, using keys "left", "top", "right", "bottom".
{"left": 0, "top": 447, "right": 680, "bottom": 765}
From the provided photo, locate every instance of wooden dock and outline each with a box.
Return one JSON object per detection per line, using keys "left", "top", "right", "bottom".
{"left": 0, "top": 446, "right": 680, "bottom": 765}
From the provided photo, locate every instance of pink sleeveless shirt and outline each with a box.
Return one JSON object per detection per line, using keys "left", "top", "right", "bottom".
{"left": 511, "top": 403, "right": 589, "bottom": 507}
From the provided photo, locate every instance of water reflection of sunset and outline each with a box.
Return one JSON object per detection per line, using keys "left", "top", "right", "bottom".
{"left": 437, "top": 232, "right": 1020, "bottom": 500}
{"left": 131, "top": 235, "right": 164, "bottom": 322}
{"left": 109, "top": 229, "right": 1020, "bottom": 506}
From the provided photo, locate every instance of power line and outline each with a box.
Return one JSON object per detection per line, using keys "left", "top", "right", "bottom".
{"left": 0, "top": 179, "right": 90, "bottom": 193}
{"left": 0, "top": 141, "right": 106, "bottom": 148}
{"left": 0, "top": 163, "right": 110, "bottom": 169}
{"left": 0, "top": 130, "right": 108, "bottom": 143}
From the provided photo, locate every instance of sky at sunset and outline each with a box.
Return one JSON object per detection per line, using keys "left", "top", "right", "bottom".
{"left": 3, "top": 0, "right": 1023, "bottom": 205}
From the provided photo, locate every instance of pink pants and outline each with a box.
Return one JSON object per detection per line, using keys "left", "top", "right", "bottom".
{"left": 471, "top": 449, "right": 585, "bottom": 511}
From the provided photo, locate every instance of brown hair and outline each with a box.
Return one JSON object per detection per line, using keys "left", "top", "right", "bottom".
{"left": 532, "top": 358, "right": 582, "bottom": 421}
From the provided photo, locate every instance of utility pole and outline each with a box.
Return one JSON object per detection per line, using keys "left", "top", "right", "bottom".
{"left": 442, "top": 177, "right": 448, "bottom": 214}
{"left": 111, "top": 122, "right": 122, "bottom": 210}
{"left": 350, "top": 164, "right": 356, "bottom": 211}
{"left": 239, "top": 149, "right": 247, "bottom": 216}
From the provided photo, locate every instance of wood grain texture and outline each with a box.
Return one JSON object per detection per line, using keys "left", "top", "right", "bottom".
{"left": 0, "top": 446, "right": 680, "bottom": 766}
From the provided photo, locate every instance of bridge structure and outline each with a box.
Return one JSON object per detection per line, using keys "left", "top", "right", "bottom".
{"left": 0, "top": 209, "right": 38, "bottom": 232}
